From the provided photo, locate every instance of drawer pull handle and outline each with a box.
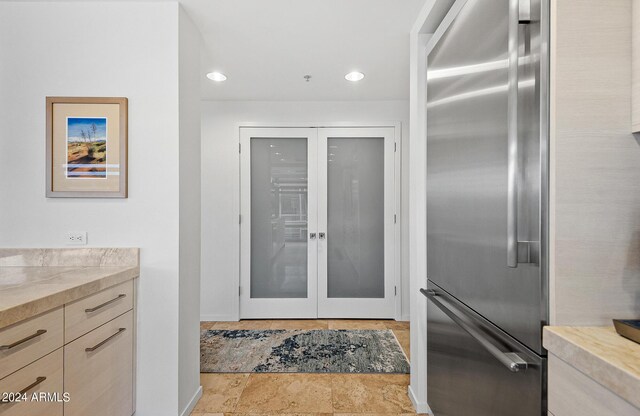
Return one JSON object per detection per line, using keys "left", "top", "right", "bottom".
{"left": 85, "top": 294, "right": 126, "bottom": 313}
{"left": 85, "top": 328, "right": 126, "bottom": 352}
{"left": 0, "top": 329, "right": 47, "bottom": 350}
{"left": 18, "top": 376, "right": 47, "bottom": 395}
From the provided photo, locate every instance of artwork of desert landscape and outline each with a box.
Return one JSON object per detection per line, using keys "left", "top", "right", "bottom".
{"left": 66, "top": 117, "right": 107, "bottom": 178}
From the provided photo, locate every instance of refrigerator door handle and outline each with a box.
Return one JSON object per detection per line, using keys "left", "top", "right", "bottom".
{"left": 420, "top": 288, "right": 529, "bottom": 372}
{"left": 507, "top": 0, "right": 535, "bottom": 268}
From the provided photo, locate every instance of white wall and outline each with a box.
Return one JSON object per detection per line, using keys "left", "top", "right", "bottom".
{"left": 178, "top": 6, "right": 203, "bottom": 416}
{"left": 0, "top": 2, "right": 198, "bottom": 415}
{"left": 200, "top": 100, "right": 410, "bottom": 321}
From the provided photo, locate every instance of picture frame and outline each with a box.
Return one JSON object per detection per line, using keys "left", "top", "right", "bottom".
{"left": 46, "top": 97, "right": 128, "bottom": 198}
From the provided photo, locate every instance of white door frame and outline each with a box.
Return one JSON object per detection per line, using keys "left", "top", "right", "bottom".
{"left": 237, "top": 122, "right": 402, "bottom": 320}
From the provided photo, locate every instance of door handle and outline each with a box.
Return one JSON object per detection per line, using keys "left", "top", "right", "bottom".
{"left": 507, "top": 0, "right": 536, "bottom": 268}
{"left": 85, "top": 294, "right": 126, "bottom": 313}
{"left": 421, "top": 288, "right": 437, "bottom": 297}
{"left": 421, "top": 288, "right": 529, "bottom": 372}
{"left": 319, "top": 232, "right": 326, "bottom": 240}
{"left": 18, "top": 377, "right": 46, "bottom": 395}
{"left": 85, "top": 328, "right": 126, "bottom": 352}
{"left": 0, "top": 329, "right": 47, "bottom": 350}
{"left": 518, "top": 0, "right": 531, "bottom": 23}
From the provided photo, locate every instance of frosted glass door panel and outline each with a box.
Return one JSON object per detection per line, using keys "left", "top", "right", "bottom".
{"left": 327, "top": 137, "right": 384, "bottom": 298}
{"left": 250, "top": 138, "right": 308, "bottom": 298}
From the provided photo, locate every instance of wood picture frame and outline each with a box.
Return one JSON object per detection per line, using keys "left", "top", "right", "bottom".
{"left": 46, "top": 97, "right": 128, "bottom": 198}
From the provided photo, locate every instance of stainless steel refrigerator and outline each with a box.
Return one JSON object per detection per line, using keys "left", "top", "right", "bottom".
{"left": 422, "top": 0, "right": 549, "bottom": 415}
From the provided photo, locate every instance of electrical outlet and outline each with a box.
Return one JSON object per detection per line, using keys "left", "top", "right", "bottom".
{"left": 66, "top": 232, "right": 87, "bottom": 245}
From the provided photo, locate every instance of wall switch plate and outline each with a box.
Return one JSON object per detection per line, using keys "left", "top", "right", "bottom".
{"left": 66, "top": 232, "right": 87, "bottom": 245}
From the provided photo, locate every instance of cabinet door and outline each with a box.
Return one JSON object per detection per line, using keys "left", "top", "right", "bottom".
{"left": 64, "top": 311, "right": 133, "bottom": 416}
{"left": 0, "top": 348, "right": 63, "bottom": 416}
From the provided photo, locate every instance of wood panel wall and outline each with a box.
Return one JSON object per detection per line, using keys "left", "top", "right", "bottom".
{"left": 550, "top": 0, "right": 640, "bottom": 325}
{"left": 633, "top": 0, "right": 640, "bottom": 133}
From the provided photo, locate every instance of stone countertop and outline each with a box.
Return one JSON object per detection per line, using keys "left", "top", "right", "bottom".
{"left": 543, "top": 326, "right": 640, "bottom": 408}
{"left": 0, "top": 248, "right": 139, "bottom": 330}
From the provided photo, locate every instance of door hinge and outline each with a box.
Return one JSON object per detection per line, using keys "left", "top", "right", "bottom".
{"left": 394, "top": 214, "right": 397, "bottom": 224}
{"left": 239, "top": 214, "right": 241, "bottom": 224}
{"left": 239, "top": 286, "right": 241, "bottom": 296}
{"left": 239, "top": 143, "right": 241, "bottom": 153}
{"left": 394, "top": 142, "right": 397, "bottom": 152}
{"left": 394, "top": 286, "right": 397, "bottom": 296}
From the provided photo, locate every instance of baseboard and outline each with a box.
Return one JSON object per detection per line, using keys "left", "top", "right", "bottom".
{"left": 180, "top": 385, "right": 202, "bottom": 416}
{"left": 200, "top": 314, "right": 238, "bottom": 322}
{"left": 408, "top": 384, "right": 431, "bottom": 414}
{"left": 202, "top": 315, "right": 409, "bottom": 321}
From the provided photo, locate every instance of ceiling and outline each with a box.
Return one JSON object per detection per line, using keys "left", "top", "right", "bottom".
{"left": 180, "top": 0, "right": 426, "bottom": 101}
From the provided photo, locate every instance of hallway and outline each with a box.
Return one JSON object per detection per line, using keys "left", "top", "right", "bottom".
{"left": 192, "top": 320, "right": 413, "bottom": 415}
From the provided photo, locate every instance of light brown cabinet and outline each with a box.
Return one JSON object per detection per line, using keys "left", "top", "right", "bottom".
{"left": 0, "top": 348, "right": 64, "bottom": 416}
{"left": 64, "top": 310, "right": 134, "bottom": 416}
{"left": 0, "top": 280, "right": 136, "bottom": 416}
{"left": 548, "top": 354, "right": 640, "bottom": 416}
{"left": 550, "top": 0, "right": 640, "bottom": 326}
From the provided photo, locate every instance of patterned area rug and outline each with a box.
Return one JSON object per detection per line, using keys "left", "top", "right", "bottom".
{"left": 200, "top": 329, "right": 410, "bottom": 373}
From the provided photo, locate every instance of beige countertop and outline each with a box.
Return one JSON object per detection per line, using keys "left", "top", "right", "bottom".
{"left": 544, "top": 326, "right": 640, "bottom": 408}
{"left": 0, "top": 248, "right": 139, "bottom": 330}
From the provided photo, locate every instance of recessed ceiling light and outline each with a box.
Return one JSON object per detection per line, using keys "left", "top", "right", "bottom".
{"left": 345, "top": 71, "right": 365, "bottom": 82}
{"left": 206, "top": 72, "right": 227, "bottom": 82}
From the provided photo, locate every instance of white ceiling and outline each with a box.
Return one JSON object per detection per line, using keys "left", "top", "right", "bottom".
{"left": 180, "top": 0, "right": 426, "bottom": 101}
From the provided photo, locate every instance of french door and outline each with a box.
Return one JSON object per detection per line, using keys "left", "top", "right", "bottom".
{"left": 240, "top": 126, "right": 396, "bottom": 319}
{"left": 240, "top": 128, "right": 318, "bottom": 318}
{"left": 317, "top": 128, "right": 396, "bottom": 318}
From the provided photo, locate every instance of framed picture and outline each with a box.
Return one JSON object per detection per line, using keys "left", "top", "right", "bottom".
{"left": 46, "top": 97, "right": 128, "bottom": 198}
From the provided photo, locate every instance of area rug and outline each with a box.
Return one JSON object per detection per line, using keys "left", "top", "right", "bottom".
{"left": 200, "top": 329, "right": 410, "bottom": 373}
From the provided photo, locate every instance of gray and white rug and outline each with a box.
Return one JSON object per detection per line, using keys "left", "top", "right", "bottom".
{"left": 200, "top": 329, "right": 410, "bottom": 373}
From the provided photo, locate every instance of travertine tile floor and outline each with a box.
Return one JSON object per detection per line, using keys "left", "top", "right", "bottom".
{"left": 192, "top": 319, "right": 416, "bottom": 416}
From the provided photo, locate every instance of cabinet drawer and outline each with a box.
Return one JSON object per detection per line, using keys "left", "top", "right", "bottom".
{"left": 0, "top": 308, "right": 63, "bottom": 379}
{"left": 65, "top": 280, "right": 133, "bottom": 343}
{"left": 64, "top": 310, "right": 133, "bottom": 416}
{"left": 0, "top": 348, "right": 63, "bottom": 416}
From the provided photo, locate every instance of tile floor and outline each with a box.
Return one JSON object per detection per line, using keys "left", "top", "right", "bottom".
{"left": 193, "top": 319, "right": 415, "bottom": 416}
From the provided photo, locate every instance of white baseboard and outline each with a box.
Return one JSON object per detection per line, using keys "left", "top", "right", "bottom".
{"left": 408, "top": 384, "right": 431, "bottom": 414}
{"left": 200, "top": 314, "right": 238, "bottom": 322}
{"left": 179, "top": 385, "right": 202, "bottom": 416}
{"left": 202, "top": 315, "right": 410, "bottom": 321}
